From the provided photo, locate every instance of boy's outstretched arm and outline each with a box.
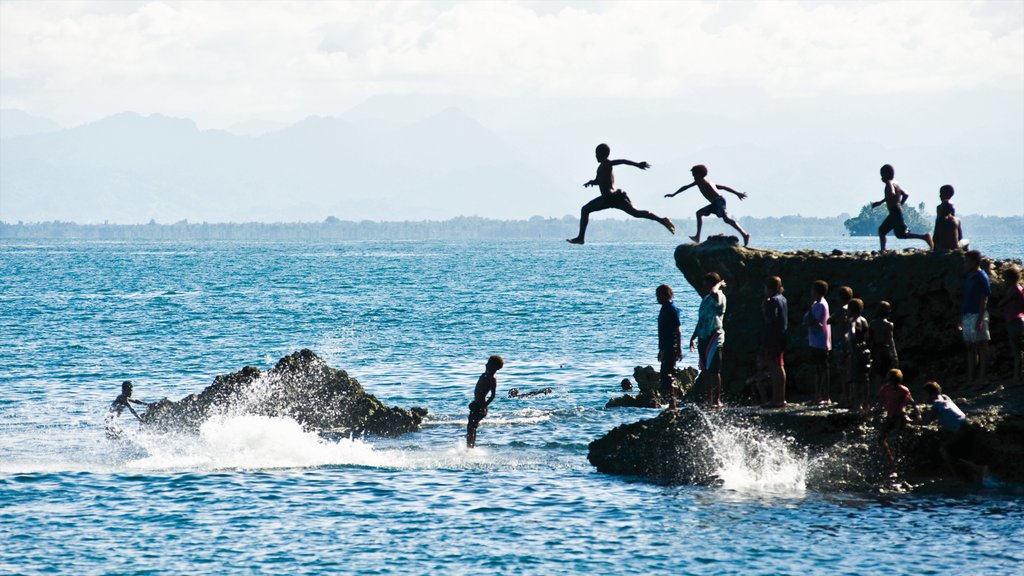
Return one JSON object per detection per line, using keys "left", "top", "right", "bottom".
{"left": 665, "top": 182, "right": 696, "bottom": 198}
{"left": 609, "top": 159, "right": 650, "bottom": 170}
{"left": 717, "top": 185, "right": 748, "bottom": 200}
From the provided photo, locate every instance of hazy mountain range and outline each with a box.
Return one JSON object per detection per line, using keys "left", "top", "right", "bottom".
{"left": 2, "top": 90, "right": 1022, "bottom": 223}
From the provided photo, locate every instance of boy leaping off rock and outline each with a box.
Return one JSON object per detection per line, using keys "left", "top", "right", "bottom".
{"left": 567, "top": 143, "right": 675, "bottom": 245}
{"left": 665, "top": 164, "right": 751, "bottom": 247}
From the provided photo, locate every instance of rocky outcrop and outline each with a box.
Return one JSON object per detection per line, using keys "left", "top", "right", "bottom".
{"left": 142, "top": 349, "right": 426, "bottom": 437}
{"left": 589, "top": 387, "right": 1024, "bottom": 490}
{"left": 605, "top": 365, "right": 698, "bottom": 408}
{"left": 674, "top": 236, "right": 1021, "bottom": 398}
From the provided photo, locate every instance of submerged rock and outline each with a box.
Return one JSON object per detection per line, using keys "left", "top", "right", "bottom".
{"left": 674, "top": 236, "right": 1021, "bottom": 397}
{"left": 589, "top": 387, "right": 1024, "bottom": 491}
{"left": 142, "top": 349, "right": 426, "bottom": 437}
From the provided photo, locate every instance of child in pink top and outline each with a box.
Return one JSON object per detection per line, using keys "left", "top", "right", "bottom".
{"left": 877, "top": 368, "right": 914, "bottom": 467}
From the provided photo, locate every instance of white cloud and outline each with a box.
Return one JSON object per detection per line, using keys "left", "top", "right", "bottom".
{"left": 1, "top": 0, "right": 1021, "bottom": 127}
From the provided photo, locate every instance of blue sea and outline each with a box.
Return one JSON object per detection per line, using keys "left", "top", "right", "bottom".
{"left": 2, "top": 236, "right": 1022, "bottom": 575}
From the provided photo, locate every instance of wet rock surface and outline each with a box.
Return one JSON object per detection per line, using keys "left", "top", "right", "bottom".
{"left": 589, "top": 387, "right": 1024, "bottom": 491}
{"left": 142, "top": 349, "right": 426, "bottom": 437}
{"left": 590, "top": 240, "right": 1024, "bottom": 492}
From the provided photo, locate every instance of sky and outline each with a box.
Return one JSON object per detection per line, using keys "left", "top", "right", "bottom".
{"left": 1, "top": 0, "right": 1022, "bottom": 220}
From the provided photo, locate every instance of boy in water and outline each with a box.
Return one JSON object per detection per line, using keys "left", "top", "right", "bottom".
{"left": 691, "top": 272, "right": 727, "bottom": 408}
{"left": 106, "top": 380, "right": 151, "bottom": 439}
{"left": 657, "top": 284, "right": 682, "bottom": 410}
{"left": 933, "top": 185, "right": 964, "bottom": 252}
{"left": 665, "top": 164, "right": 751, "bottom": 247}
{"left": 921, "top": 381, "right": 987, "bottom": 483}
{"left": 804, "top": 280, "right": 831, "bottom": 405}
{"left": 466, "top": 355, "right": 504, "bottom": 448}
{"left": 876, "top": 368, "right": 914, "bottom": 468}
{"left": 566, "top": 143, "right": 675, "bottom": 244}
{"left": 871, "top": 164, "right": 933, "bottom": 251}
{"left": 870, "top": 301, "right": 899, "bottom": 391}
{"left": 108, "top": 380, "right": 149, "bottom": 422}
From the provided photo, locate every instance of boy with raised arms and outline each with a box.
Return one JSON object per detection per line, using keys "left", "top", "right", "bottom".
{"left": 567, "top": 143, "right": 675, "bottom": 245}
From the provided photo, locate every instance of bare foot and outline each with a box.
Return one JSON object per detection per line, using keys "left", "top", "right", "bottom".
{"left": 661, "top": 217, "right": 676, "bottom": 234}
{"left": 566, "top": 237, "right": 584, "bottom": 245}
{"left": 742, "top": 233, "right": 751, "bottom": 247}
{"left": 689, "top": 235, "right": 700, "bottom": 243}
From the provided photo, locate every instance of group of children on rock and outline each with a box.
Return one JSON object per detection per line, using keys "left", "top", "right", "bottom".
{"left": 464, "top": 144, "right": 1023, "bottom": 483}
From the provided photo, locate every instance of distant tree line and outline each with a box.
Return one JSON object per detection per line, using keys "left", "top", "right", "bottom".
{"left": 2, "top": 213, "right": 1020, "bottom": 241}
{"left": 842, "top": 203, "right": 1020, "bottom": 238}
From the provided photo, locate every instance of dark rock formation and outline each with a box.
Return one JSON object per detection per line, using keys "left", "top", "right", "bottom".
{"left": 589, "top": 387, "right": 1024, "bottom": 491}
{"left": 142, "top": 349, "right": 426, "bottom": 437}
{"left": 674, "top": 235, "right": 1021, "bottom": 398}
{"left": 605, "top": 365, "right": 698, "bottom": 408}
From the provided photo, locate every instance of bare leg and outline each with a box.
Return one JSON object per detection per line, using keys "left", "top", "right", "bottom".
{"left": 690, "top": 213, "right": 704, "bottom": 243}
{"left": 978, "top": 341, "right": 989, "bottom": 383}
{"left": 967, "top": 343, "right": 977, "bottom": 384}
{"left": 620, "top": 205, "right": 675, "bottom": 234}
{"left": 723, "top": 215, "right": 751, "bottom": 247}
{"left": 899, "top": 231, "right": 934, "bottom": 250}
{"left": 878, "top": 231, "right": 887, "bottom": 251}
{"left": 771, "top": 364, "right": 787, "bottom": 406}
{"left": 466, "top": 424, "right": 476, "bottom": 448}
{"left": 567, "top": 206, "right": 591, "bottom": 244}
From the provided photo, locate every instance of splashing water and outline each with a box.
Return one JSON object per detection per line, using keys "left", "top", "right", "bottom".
{"left": 124, "top": 415, "right": 401, "bottom": 471}
{"left": 700, "top": 412, "right": 808, "bottom": 493}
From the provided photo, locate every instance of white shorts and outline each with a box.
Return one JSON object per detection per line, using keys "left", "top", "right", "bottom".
{"left": 962, "top": 312, "right": 990, "bottom": 344}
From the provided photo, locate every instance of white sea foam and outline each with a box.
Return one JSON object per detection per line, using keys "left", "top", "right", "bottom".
{"left": 125, "top": 415, "right": 403, "bottom": 471}
{"left": 703, "top": 414, "right": 807, "bottom": 493}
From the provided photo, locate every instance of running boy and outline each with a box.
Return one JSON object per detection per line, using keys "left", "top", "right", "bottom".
{"left": 665, "top": 164, "right": 751, "bottom": 247}
{"left": 466, "top": 355, "right": 504, "bottom": 448}
{"left": 567, "top": 143, "right": 675, "bottom": 244}
{"left": 871, "top": 164, "right": 933, "bottom": 251}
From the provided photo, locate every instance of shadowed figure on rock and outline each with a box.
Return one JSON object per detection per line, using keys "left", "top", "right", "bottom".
{"left": 665, "top": 164, "right": 751, "bottom": 247}
{"left": 567, "top": 143, "right": 675, "bottom": 244}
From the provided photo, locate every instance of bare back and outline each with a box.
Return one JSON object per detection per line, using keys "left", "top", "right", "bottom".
{"left": 594, "top": 161, "right": 615, "bottom": 195}
{"left": 697, "top": 179, "right": 723, "bottom": 203}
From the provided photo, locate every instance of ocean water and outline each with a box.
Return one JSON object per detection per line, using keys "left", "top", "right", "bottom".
{"left": 1, "top": 236, "right": 1022, "bottom": 575}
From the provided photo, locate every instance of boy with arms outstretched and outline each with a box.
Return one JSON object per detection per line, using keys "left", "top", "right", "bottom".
{"left": 567, "top": 143, "right": 675, "bottom": 245}
{"left": 871, "top": 164, "right": 933, "bottom": 251}
{"left": 665, "top": 164, "right": 751, "bottom": 247}
{"left": 466, "top": 355, "right": 504, "bottom": 448}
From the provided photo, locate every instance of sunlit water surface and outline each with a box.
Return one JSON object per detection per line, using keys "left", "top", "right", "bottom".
{"left": 2, "top": 236, "right": 1022, "bottom": 574}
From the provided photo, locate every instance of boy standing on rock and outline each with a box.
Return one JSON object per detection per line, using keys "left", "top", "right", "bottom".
{"left": 761, "top": 276, "right": 788, "bottom": 408}
{"left": 828, "top": 286, "right": 854, "bottom": 405}
{"left": 665, "top": 164, "right": 751, "bottom": 247}
{"left": 960, "top": 250, "right": 990, "bottom": 387}
{"left": 657, "top": 284, "right": 682, "bottom": 410}
{"left": 466, "top": 355, "right": 503, "bottom": 448}
{"left": 848, "top": 298, "right": 872, "bottom": 412}
{"left": 566, "top": 143, "right": 675, "bottom": 245}
{"left": 691, "top": 272, "right": 727, "bottom": 408}
{"left": 871, "top": 164, "right": 933, "bottom": 251}
{"left": 804, "top": 280, "right": 831, "bottom": 405}
{"left": 870, "top": 301, "right": 899, "bottom": 391}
